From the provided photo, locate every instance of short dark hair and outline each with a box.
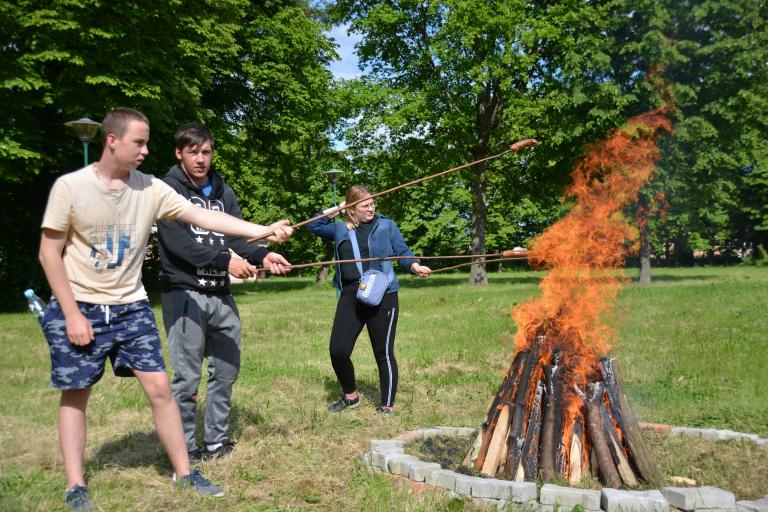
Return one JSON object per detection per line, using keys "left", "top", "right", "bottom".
{"left": 101, "top": 108, "right": 149, "bottom": 145}
{"left": 175, "top": 122, "right": 214, "bottom": 150}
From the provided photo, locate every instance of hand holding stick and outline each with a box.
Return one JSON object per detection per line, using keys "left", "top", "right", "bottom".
{"left": 264, "top": 220, "right": 293, "bottom": 243}
{"left": 411, "top": 262, "right": 432, "bottom": 277}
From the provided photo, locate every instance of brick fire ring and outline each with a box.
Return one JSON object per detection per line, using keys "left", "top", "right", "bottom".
{"left": 364, "top": 424, "right": 768, "bottom": 512}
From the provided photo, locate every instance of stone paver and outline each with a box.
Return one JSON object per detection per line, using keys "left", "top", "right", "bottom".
{"left": 540, "top": 484, "right": 602, "bottom": 511}
{"left": 737, "top": 498, "right": 768, "bottom": 512}
{"left": 601, "top": 488, "right": 667, "bottom": 512}
{"left": 412, "top": 428, "right": 443, "bottom": 438}
{"left": 453, "top": 474, "right": 479, "bottom": 495}
{"left": 467, "top": 476, "right": 496, "bottom": 499}
{"left": 376, "top": 451, "right": 412, "bottom": 473}
{"left": 662, "top": 486, "right": 736, "bottom": 511}
{"left": 363, "top": 452, "right": 379, "bottom": 472}
{"left": 435, "top": 426, "right": 478, "bottom": 437}
{"left": 369, "top": 439, "right": 404, "bottom": 452}
{"left": 388, "top": 455, "right": 420, "bottom": 476}
{"left": 407, "top": 461, "right": 442, "bottom": 482}
{"left": 494, "top": 480, "right": 538, "bottom": 503}
{"left": 425, "top": 469, "right": 458, "bottom": 490}
{"left": 669, "top": 427, "right": 767, "bottom": 446}
{"left": 539, "top": 505, "right": 599, "bottom": 512}
{"left": 369, "top": 450, "right": 401, "bottom": 472}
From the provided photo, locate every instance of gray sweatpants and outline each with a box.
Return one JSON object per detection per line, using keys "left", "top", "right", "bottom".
{"left": 161, "top": 289, "right": 241, "bottom": 452}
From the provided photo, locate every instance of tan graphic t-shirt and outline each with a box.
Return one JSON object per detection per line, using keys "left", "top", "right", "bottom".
{"left": 42, "top": 165, "right": 191, "bottom": 304}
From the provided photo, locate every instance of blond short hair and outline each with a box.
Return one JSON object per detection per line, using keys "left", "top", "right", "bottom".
{"left": 344, "top": 184, "right": 373, "bottom": 229}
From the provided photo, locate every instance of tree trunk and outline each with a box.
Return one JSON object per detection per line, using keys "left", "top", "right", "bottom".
{"left": 316, "top": 239, "right": 334, "bottom": 287}
{"left": 637, "top": 195, "right": 652, "bottom": 283}
{"left": 315, "top": 264, "right": 330, "bottom": 286}
{"left": 470, "top": 163, "right": 488, "bottom": 285}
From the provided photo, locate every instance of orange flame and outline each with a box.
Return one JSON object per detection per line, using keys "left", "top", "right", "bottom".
{"left": 513, "top": 109, "right": 672, "bottom": 368}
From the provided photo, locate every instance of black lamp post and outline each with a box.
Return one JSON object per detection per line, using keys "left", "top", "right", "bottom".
{"left": 64, "top": 117, "right": 101, "bottom": 167}
{"left": 325, "top": 168, "right": 344, "bottom": 205}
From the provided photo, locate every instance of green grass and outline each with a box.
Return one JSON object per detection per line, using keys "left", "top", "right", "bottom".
{"left": 0, "top": 267, "right": 766, "bottom": 510}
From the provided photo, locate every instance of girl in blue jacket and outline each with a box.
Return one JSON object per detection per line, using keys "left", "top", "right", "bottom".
{"left": 308, "top": 185, "right": 431, "bottom": 414}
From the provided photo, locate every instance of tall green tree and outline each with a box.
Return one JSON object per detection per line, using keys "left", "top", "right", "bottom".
{"left": 0, "top": 0, "right": 337, "bottom": 309}
{"left": 329, "top": 0, "right": 665, "bottom": 284}
{"left": 202, "top": 2, "right": 339, "bottom": 267}
{"left": 650, "top": 0, "right": 768, "bottom": 264}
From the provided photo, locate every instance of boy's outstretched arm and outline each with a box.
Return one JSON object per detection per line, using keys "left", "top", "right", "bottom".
{"left": 179, "top": 207, "right": 293, "bottom": 243}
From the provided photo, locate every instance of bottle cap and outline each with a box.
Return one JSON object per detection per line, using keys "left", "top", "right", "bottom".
{"left": 24, "top": 289, "right": 35, "bottom": 299}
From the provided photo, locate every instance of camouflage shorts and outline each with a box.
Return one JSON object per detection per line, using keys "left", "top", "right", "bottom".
{"left": 43, "top": 298, "right": 165, "bottom": 390}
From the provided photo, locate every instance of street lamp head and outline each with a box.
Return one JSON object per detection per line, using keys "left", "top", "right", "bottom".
{"left": 64, "top": 117, "right": 102, "bottom": 143}
{"left": 325, "top": 168, "right": 344, "bottom": 185}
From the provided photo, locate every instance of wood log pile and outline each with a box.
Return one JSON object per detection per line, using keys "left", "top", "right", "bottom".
{"left": 464, "top": 335, "right": 661, "bottom": 487}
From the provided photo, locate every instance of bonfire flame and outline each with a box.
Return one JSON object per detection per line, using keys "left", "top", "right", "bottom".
{"left": 514, "top": 108, "right": 672, "bottom": 356}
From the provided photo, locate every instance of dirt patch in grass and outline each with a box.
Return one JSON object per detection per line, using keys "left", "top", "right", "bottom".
{"left": 406, "top": 430, "right": 768, "bottom": 500}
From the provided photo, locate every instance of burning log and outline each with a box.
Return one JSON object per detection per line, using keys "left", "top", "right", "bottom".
{"left": 600, "top": 358, "right": 662, "bottom": 484}
{"left": 599, "top": 401, "right": 638, "bottom": 487}
{"left": 521, "top": 381, "right": 544, "bottom": 480}
{"left": 468, "top": 350, "right": 527, "bottom": 470}
{"left": 481, "top": 404, "right": 510, "bottom": 476}
{"left": 585, "top": 382, "right": 622, "bottom": 488}
{"left": 540, "top": 361, "right": 563, "bottom": 481}
{"left": 503, "top": 343, "right": 542, "bottom": 479}
{"left": 568, "top": 417, "right": 584, "bottom": 484}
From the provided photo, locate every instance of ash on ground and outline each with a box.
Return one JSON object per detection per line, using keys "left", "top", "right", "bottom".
{"left": 406, "top": 435, "right": 477, "bottom": 476}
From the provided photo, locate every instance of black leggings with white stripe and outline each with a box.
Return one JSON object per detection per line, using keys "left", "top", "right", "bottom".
{"left": 329, "top": 286, "right": 399, "bottom": 407}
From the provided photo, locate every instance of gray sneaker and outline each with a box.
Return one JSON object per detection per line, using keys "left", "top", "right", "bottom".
{"left": 327, "top": 395, "right": 360, "bottom": 413}
{"left": 64, "top": 484, "right": 93, "bottom": 512}
{"left": 173, "top": 467, "right": 225, "bottom": 497}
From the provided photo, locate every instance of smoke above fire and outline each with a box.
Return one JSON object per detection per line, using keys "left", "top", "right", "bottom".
{"left": 512, "top": 109, "right": 672, "bottom": 360}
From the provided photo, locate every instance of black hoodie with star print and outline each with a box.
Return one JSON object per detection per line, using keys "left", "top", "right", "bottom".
{"left": 156, "top": 164, "right": 269, "bottom": 294}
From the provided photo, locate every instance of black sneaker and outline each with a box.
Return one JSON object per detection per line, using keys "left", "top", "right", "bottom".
{"left": 188, "top": 448, "right": 203, "bottom": 464}
{"left": 203, "top": 441, "right": 235, "bottom": 461}
{"left": 327, "top": 395, "right": 360, "bottom": 413}
{"left": 376, "top": 405, "right": 394, "bottom": 415}
{"left": 173, "top": 467, "right": 225, "bottom": 497}
{"left": 64, "top": 484, "right": 93, "bottom": 512}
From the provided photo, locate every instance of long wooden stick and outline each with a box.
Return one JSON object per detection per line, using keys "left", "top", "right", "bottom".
{"left": 248, "top": 139, "right": 538, "bottom": 242}
{"left": 266, "top": 249, "right": 528, "bottom": 270}
{"left": 255, "top": 251, "right": 528, "bottom": 273}
{"left": 429, "top": 256, "right": 525, "bottom": 274}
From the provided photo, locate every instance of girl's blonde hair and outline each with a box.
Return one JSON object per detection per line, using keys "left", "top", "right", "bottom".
{"left": 344, "top": 184, "right": 373, "bottom": 229}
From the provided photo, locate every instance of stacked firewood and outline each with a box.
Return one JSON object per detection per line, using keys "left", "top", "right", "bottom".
{"left": 464, "top": 336, "right": 661, "bottom": 487}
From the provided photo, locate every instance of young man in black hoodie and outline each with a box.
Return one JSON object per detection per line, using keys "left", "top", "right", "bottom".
{"left": 156, "top": 123, "right": 290, "bottom": 462}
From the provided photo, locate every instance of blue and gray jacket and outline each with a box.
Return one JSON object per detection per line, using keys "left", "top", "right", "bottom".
{"left": 307, "top": 213, "right": 419, "bottom": 292}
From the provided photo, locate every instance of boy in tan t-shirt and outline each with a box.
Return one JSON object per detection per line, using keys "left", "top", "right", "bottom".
{"left": 38, "top": 107, "right": 293, "bottom": 512}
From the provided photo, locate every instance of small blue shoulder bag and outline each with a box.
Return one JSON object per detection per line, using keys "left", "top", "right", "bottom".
{"left": 348, "top": 229, "right": 392, "bottom": 306}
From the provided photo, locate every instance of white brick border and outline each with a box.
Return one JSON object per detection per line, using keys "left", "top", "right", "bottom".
{"left": 639, "top": 423, "right": 768, "bottom": 448}
{"left": 363, "top": 426, "right": 768, "bottom": 512}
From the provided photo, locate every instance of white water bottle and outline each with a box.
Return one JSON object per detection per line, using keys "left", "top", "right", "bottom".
{"left": 24, "top": 289, "right": 46, "bottom": 324}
